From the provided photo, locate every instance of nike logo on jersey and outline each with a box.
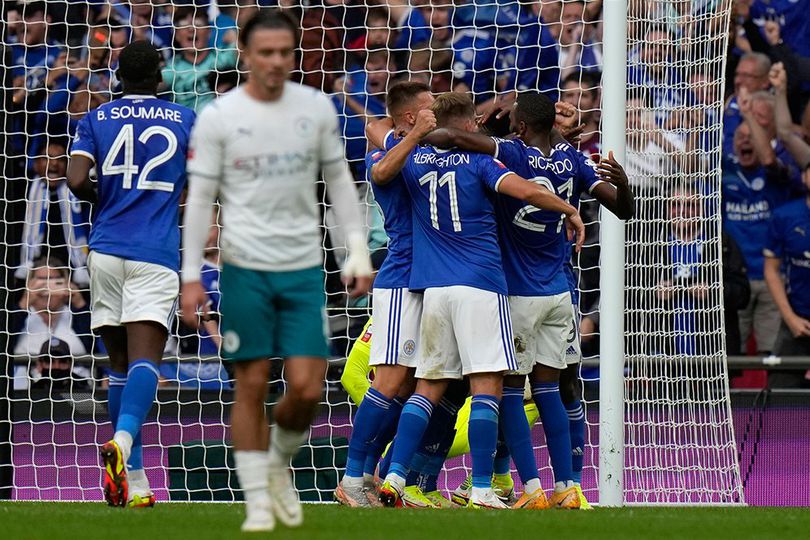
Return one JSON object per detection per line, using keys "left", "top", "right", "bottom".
{"left": 795, "top": 227, "right": 806, "bottom": 236}
{"left": 235, "top": 127, "right": 253, "bottom": 137}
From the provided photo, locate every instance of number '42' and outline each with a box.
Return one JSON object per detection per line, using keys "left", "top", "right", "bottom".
{"left": 101, "top": 124, "right": 178, "bottom": 192}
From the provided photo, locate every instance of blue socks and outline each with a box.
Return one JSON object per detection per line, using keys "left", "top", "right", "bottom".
{"left": 363, "top": 396, "right": 404, "bottom": 476}
{"left": 116, "top": 360, "right": 159, "bottom": 444}
{"left": 108, "top": 370, "right": 144, "bottom": 470}
{"left": 387, "top": 394, "right": 434, "bottom": 481}
{"left": 468, "top": 395, "right": 499, "bottom": 489}
{"left": 500, "top": 386, "right": 539, "bottom": 484}
{"left": 565, "top": 399, "right": 586, "bottom": 484}
{"left": 413, "top": 397, "right": 460, "bottom": 492}
{"left": 532, "top": 382, "right": 573, "bottom": 484}
{"left": 346, "top": 388, "right": 393, "bottom": 478}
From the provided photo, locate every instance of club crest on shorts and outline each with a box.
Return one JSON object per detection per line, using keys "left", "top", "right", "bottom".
{"left": 402, "top": 339, "right": 416, "bottom": 357}
{"left": 222, "top": 330, "right": 241, "bottom": 353}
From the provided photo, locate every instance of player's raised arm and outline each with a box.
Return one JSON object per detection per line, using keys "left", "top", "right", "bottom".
{"left": 497, "top": 172, "right": 586, "bottom": 251}
{"left": 180, "top": 104, "right": 223, "bottom": 328}
{"left": 591, "top": 151, "right": 635, "bottom": 220}
{"left": 370, "top": 109, "right": 436, "bottom": 185}
{"left": 318, "top": 95, "right": 373, "bottom": 297}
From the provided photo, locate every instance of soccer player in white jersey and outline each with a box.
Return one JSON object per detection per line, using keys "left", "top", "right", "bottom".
{"left": 179, "top": 10, "right": 373, "bottom": 532}
{"left": 377, "top": 93, "right": 585, "bottom": 509}
{"left": 67, "top": 41, "right": 196, "bottom": 508}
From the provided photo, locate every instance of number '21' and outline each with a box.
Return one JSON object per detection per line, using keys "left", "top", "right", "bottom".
{"left": 513, "top": 176, "right": 574, "bottom": 233}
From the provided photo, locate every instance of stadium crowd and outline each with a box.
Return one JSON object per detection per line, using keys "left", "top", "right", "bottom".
{"left": 1, "top": 0, "right": 809, "bottom": 391}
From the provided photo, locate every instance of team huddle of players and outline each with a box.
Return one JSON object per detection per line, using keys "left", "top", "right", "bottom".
{"left": 335, "top": 83, "right": 634, "bottom": 509}
{"left": 62, "top": 7, "right": 632, "bottom": 525}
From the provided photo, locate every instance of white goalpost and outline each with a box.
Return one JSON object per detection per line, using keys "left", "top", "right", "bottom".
{"left": 0, "top": 0, "right": 743, "bottom": 505}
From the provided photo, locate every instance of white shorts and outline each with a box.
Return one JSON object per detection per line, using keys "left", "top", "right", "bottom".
{"left": 509, "top": 292, "right": 573, "bottom": 373}
{"left": 88, "top": 251, "right": 179, "bottom": 330}
{"left": 565, "top": 302, "right": 582, "bottom": 365}
{"left": 369, "top": 287, "right": 422, "bottom": 368}
{"left": 416, "top": 286, "right": 517, "bottom": 380}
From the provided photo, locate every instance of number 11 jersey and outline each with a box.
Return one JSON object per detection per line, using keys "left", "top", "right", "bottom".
{"left": 398, "top": 145, "right": 514, "bottom": 295}
{"left": 71, "top": 95, "right": 196, "bottom": 272}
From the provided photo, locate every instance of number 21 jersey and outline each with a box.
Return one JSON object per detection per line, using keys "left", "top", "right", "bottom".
{"left": 71, "top": 95, "right": 196, "bottom": 272}
{"left": 493, "top": 138, "right": 602, "bottom": 296}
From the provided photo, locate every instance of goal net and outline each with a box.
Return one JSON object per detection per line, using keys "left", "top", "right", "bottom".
{"left": 0, "top": 0, "right": 743, "bottom": 505}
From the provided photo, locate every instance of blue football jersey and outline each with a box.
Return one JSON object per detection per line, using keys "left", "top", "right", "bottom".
{"left": 765, "top": 199, "right": 810, "bottom": 319}
{"left": 494, "top": 5, "right": 560, "bottom": 100}
{"left": 71, "top": 95, "right": 196, "bottom": 271}
{"left": 721, "top": 163, "right": 795, "bottom": 279}
{"left": 366, "top": 147, "right": 413, "bottom": 289}
{"left": 452, "top": 29, "right": 499, "bottom": 103}
{"left": 493, "top": 138, "right": 602, "bottom": 296}
{"left": 751, "top": 0, "right": 810, "bottom": 58}
{"left": 400, "top": 146, "right": 512, "bottom": 294}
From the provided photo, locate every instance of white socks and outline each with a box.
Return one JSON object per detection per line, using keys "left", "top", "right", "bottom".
{"left": 524, "top": 478, "right": 542, "bottom": 494}
{"left": 384, "top": 472, "right": 406, "bottom": 491}
{"left": 268, "top": 427, "right": 308, "bottom": 469}
{"left": 554, "top": 480, "right": 575, "bottom": 491}
{"left": 235, "top": 450, "right": 271, "bottom": 507}
{"left": 342, "top": 475, "right": 364, "bottom": 489}
{"left": 113, "top": 431, "right": 133, "bottom": 463}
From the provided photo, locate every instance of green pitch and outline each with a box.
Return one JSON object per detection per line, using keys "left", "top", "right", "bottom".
{"left": 1, "top": 502, "right": 808, "bottom": 540}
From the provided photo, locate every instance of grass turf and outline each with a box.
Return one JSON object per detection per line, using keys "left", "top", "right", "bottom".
{"left": 1, "top": 502, "right": 808, "bottom": 540}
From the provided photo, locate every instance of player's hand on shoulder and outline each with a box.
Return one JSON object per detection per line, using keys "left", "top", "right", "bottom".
{"left": 180, "top": 281, "right": 209, "bottom": 329}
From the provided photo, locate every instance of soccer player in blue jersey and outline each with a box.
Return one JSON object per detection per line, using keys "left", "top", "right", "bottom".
{"left": 335, "top": 81, "right": 437, "bottom": 508}
{"left": 67, "top": 41, "right": 196, "bottom": 508}
{"left": 423, "top": 92, "right": 633, "bottom": 509}
{"left": 377, "top": 92, "right": 585, "bottom": 509}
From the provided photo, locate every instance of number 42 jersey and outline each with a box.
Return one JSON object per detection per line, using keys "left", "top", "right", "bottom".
{"left": 71, "top": 95, "right": 196, "bottom": 272}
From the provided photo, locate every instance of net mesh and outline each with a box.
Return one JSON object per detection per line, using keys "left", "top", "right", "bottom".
{"left": 0, "top": 0, "right": 742, "bottom": 504}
